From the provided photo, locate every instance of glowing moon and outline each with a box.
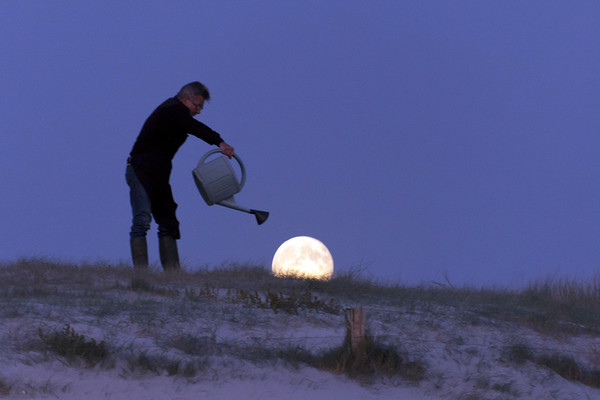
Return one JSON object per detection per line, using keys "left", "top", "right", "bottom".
{"left": 272, "top": 236, "right": 334, "bottom": 280}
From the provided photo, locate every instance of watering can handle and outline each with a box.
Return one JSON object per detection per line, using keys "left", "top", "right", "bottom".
{"left": 199, "top": 149, "right": 246, "bottom": 190}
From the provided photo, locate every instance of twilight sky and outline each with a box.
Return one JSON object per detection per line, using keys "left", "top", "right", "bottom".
{"left": 2, "top": 1, "right": 600, "bottom": 287}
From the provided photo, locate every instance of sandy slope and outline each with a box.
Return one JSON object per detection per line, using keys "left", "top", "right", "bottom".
{"left": 1, "top": 263, "right": 600, "bottom": 399}
{"left": 1, "top": 361, "right": 441, "bottom": 400}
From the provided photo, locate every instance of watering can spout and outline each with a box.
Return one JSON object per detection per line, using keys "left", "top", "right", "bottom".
{"left": 250, "top": 209, "right": 269, "bottom": 225}
{"left": 216, "top": 197, "right": 269, "bottom": 225}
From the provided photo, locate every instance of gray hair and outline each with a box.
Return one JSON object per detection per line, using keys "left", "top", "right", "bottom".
{"left": 176, "top": 81, "right": 211, "bottom": 102}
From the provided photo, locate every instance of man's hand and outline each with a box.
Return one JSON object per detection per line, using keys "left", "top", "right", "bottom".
{"left": 219, "top": 142, "right": 235, "bottom": 159}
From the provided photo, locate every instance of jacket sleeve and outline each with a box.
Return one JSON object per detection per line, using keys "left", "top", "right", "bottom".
{"left": 181, "top": 112, "right": 224, "bottom": 145}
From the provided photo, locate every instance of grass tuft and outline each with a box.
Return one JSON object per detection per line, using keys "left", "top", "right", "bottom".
{"left": 505, "top": 342, "right": 534, "bottom": 365}
{"left": 128, "top": 277, "right": 179, "bottom": 297}
{"left": 0, "top": 378, "right": 12, "bottom": 396}
{"left": 38, "top": 324, "right": 108, "bottom": 366}
{"left": 306, "top": 333, "right": 425, "bottom": 382}
{"left": 231, "top": 288, "right": 340, "bottom": 315}
{"left": 504, "top": 342, "right": 600, "bottom": 388}
{"left": 126, "top": 352, "right": 182, "bottom": 376}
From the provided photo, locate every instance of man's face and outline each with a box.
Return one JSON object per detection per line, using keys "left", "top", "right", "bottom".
{"left": 183, "top": 95, "right": 205, "bottom": 116}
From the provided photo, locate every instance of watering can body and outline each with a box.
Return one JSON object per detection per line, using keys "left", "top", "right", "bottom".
{"left": 193, "top": 152, "right": 245, "bottom": 205}
{"left": 192, "top": 149, "right": 268, "bottom": 225}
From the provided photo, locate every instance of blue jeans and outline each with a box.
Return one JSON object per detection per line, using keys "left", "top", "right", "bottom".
{"left": 126, "top": 164, "right": 171, "bottom": 238}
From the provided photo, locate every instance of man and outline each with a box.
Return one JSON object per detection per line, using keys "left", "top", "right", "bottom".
{"left": 126, "top": 81, "right": 235, "bottom": 270}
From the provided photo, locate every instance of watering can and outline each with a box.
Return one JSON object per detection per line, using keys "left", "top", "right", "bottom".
{"left": 192, "top": 149, "right": 269, "bottom": 225}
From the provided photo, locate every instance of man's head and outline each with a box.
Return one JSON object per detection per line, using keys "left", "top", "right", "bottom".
{"left": 177, "top": 81, "right": 211, "bottom": 116}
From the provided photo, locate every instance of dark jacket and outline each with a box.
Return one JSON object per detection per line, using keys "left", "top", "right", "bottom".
{"left": 129, "top": 97, "right": 224, "bottom": 239}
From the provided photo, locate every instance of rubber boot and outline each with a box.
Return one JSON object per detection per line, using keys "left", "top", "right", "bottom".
{"left": 130, "top": 237, "right": 148, "bottom": 269}
{"left": 159, "top": 236, "right": 181, "bottom": 271}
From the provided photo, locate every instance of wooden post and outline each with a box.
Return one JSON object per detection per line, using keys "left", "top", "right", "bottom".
{"left": 347, "top": 307, "right": 365, "bottom": 354}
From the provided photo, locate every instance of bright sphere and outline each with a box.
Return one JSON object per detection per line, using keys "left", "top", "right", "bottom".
{"left": 272, "top": 236, "right": 334, "bottom": 280}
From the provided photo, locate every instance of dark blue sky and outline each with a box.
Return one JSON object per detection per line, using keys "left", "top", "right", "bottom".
{"left": 2, "top": 1, "right": 600, "bottom": 286}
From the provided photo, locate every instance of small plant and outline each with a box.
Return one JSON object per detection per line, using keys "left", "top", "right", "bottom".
{"left": 506, "top": 342, "right": 533, "bottom": 365}
{"left": 491, "top": 381, "right": 516, "bottom": 394}
{"left": 233, "top": 289, "right": 263, "bottom": 307}
{"left": 38, "top": 324, "right": 108, "bottom": 366}
{"left": 128, "top": 278, "right": 153, "bottom": 292}
{"left": 184, "top": 284, "right": 219, "bottom": 300}
{"left": 124, "top": 351, "right": 207, "bottom": 377}
{"left": 265, "top": 290, "right": 299, "bottom": 313}
{"left": 231, "top": 288, "right": 340, "bottom": 315}
{"left": 269, "top": 288, "right": 340, "bottom": 314}
{"left": 538, "top": 354, "right": 582, "bottom": 382}
{"left": 170, "top": 334, "right": 216, "bottom": 356}
{"left": 504, "top": 342, "right": 600, "bottom": 389}
{"left": 128, "top": 278, "right": 178, "bottom": 297}
{"left": 0, "top": 378, "right": 12, "bottom": 396}
{"left": 128, "top": 353, "right": 181, "bottom": 376}
{"left": 306, "top": 333, "right": 425, "bottom": 382}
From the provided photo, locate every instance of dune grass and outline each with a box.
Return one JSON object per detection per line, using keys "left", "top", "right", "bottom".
{"left": 2, "top": 258, "right": 600, "bottom": 390}
{"left": 3, "top": 258, "right": 600, "bottom": 335}
{"left": 5, "top": 259, "right": 600, "bottom": 330}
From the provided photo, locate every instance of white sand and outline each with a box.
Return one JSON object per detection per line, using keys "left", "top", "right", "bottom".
{"left": 1, "top": 265, "right": 599, "bottom": 399}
